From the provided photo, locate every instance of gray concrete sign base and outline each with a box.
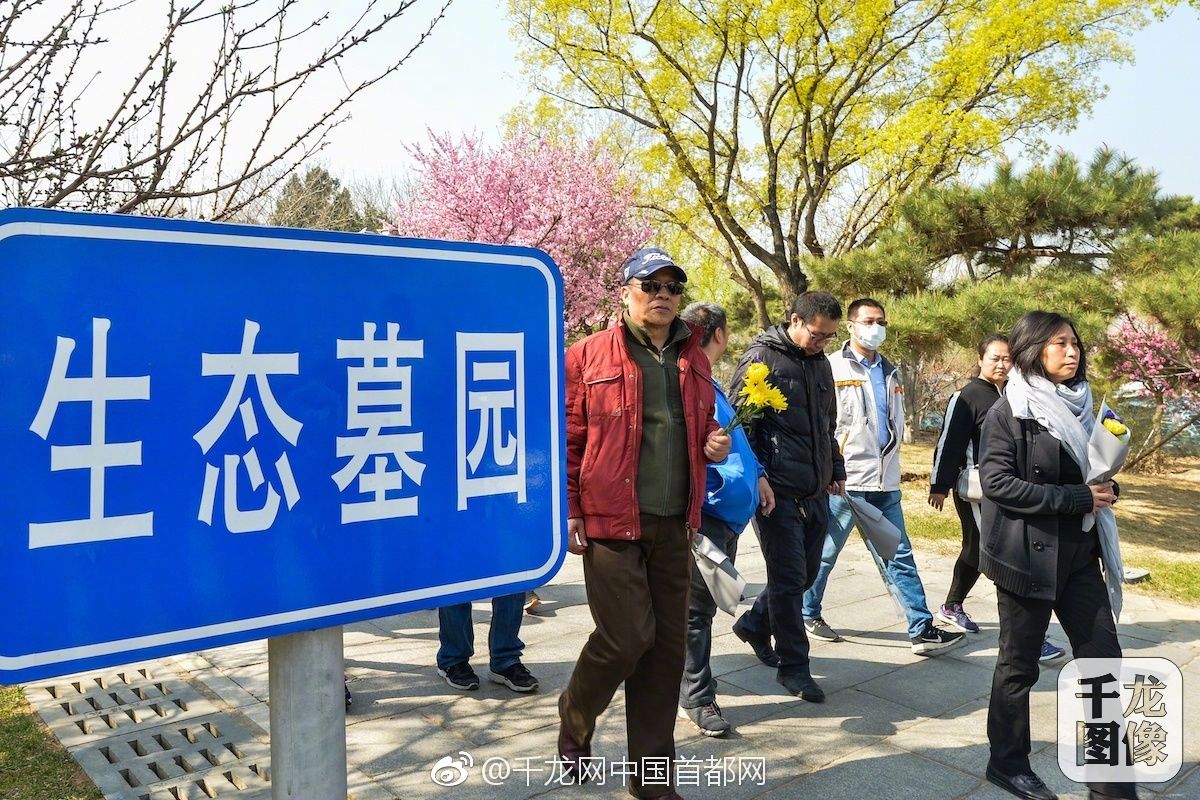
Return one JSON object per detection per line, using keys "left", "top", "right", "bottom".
{"left": 268, "top": 627, "right": 347, "bottom": 800}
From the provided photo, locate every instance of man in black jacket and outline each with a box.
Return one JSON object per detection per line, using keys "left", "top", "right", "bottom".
{"left": 728, "top": 291, "right": 846, "bottom": 701}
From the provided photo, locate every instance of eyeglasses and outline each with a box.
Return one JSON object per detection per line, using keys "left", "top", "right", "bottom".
{"left": 805, "top": 325, "right": 838, "bottom": 343}
{"left": 632, "top": 279, "right": 685, "bottom": 297}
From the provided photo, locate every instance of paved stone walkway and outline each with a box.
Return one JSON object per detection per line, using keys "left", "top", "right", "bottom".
{"left": 26, "top": 535, "right": 1200, "bottom": 799}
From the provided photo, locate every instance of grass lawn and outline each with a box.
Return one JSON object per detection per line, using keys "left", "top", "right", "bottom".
{"left": 901, "top": 432, "right": 1200, "bottom": 605}
{"left": 0, "top": 685, "right": 101, "bottom": 800}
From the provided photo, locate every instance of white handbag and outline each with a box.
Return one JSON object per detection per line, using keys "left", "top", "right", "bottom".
{"left": 956, "top": 465, "right": 983, "bottom": 502}
{"left": 691, "top": 534, "right": 746, "bottom": 616}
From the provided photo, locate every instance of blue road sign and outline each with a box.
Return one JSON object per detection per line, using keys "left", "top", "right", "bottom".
{"left": 0, "top": 208, "right": 566, "bottom": 683}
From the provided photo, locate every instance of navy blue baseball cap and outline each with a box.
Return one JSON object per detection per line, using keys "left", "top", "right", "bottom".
{"left": 622, "top": 247, "right": 687, "bottom": 283}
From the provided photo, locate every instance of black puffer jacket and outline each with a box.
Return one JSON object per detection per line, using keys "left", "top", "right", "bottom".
{"left": 730, "top": 325, "right": 845, "bottom": 501}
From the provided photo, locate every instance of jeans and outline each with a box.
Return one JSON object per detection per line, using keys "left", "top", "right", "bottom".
{"left": 436, "top": 592, "right": 526, "bottom": 673}
{"left": 735, "top": 495, "right": 828, "bottom": 675}
{"left": 681, "top": 513, "right": 740, "bottom": 708}
{"left": 802, "top": 490, "right": 933, "bottom": 640}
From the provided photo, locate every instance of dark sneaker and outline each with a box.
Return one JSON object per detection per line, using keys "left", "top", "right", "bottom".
{"left": 936, "top": 602, "right": 981, "bottom": 634}
{"left": 777, "top": 671, "right": 825, "bottom": 702}
{"left": 804, "top": 616, "right": 843, "bottom": 642}
{"left": 732, "top": 618, "right": 781, "bottom": 667}
{"left": 1039, "top": 638, "right": 1067, "bottom": 664}
{"left": 489, "top": 662, "right": 539, "bottom": 693}
{"left": 437, "top": 662, "right": 480, "bottom": 690}
{"left": 679, "top": 702, "right": 731, "bottom": 737}
{"left": 910, "top": 623, "right": 966, "bottom": 655}
{"left": 344, "top": 674, "right": 353, "bottom": 710}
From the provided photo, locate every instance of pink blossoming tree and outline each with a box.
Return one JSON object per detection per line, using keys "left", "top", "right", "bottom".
{"left": 390, "top": 130, "right": 651, "bottom": 339}
{"left": 1105, "top": 315, "right": 1200, "bottom": 468}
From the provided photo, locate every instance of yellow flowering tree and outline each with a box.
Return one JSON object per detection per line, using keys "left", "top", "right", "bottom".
{"left": 512, "top": 0, "right": 1174, "bottom": 322}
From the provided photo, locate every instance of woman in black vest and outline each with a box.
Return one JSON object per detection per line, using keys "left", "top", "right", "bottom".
{"left": 978, "top": 311, "right": 1135, "bottom": 800}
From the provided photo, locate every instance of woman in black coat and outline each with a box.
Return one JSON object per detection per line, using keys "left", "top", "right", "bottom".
{"left": 928, "top": 336, "right": 1068, "bottom": 661}
{"left": 978, "top": 311, "right": 1135, "bottom": 800}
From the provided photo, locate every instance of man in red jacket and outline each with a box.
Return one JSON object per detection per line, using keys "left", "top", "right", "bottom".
{"left": 557, "top": 247, "right": 731, "bottom": 799}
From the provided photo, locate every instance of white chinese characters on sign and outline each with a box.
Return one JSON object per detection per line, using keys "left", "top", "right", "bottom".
{"left": 28, "top": 318, "right": 152, "bottom": 548}
{"left": 195, "top": 320, "right": 302, "bottom": 533}
{"left": 27, "top": 319, "right": 534, "bottom": 542}
{"left": 333, "top": 322, "right": 426, "bottom": 523}
{"left": 456, "top": 333, "right": 526, "bottom": 510}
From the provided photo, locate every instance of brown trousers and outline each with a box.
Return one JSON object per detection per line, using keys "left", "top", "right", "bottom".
{"left": 560, "top": 513, "right": 691, "bottom": 798}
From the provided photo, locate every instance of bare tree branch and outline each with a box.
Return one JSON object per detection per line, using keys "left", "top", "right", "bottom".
{"left": 0, "top": 0, "right": 452, "bottom": 218}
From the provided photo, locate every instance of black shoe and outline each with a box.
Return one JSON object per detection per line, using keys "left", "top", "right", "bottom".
{"left": 1088, "top": 790, "right": 1140, "bottom": 800}
{"left": 733, "top": 619, "right": 781, "bottom": 667}
{"left": 343, "top": 674, "right": 353, "bottom": 709}
{"left": 437, "top": 662, "right": 480, "bottom": 691}
{"left": 911, "top": 623, "right": 966, "bottom": 656}
{"left": 776, "top": 671, "right": 825, "bottom": 703}
{"left": 489, "top": 662, "right": 539, "bottom": 693}
{"left": 985, "top": 766, "right": 1058, "bottom": 800}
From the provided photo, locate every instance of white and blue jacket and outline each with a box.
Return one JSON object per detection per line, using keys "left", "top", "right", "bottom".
{"left": 829, "top": 343, "right": 906, "bottom": 492}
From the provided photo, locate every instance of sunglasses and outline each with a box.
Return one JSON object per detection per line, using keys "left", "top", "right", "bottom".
{"left": 631, "top": 279, "right": 685, "bottom": 296}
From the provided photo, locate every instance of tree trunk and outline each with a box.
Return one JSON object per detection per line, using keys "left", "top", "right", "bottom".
{"left": 900, "top": 360, "right": 921, "bottom": 443}
{"left": 1127, "top": 407, "right": 1200, "bottom": 471}
{"left": 1140, "top": 399, "right": 1167, "bottom": 470}
{"left": 1152, "top": 399, "right": 1165, "bottom": 452}
{"left": 754, "top": 291, "right": 772, "bottom": 330}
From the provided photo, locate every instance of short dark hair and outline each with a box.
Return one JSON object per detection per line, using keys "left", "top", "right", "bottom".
{"left": 790, "top": 291, "right": 841, "bottom": 324}
{"left": 977, "top": 333, "right": 1009, "bottom": 358}
{"left": 680, "top": 301, "right": 727, "bottom": 347}
{"left": 1007, "top": 311, "right": 1087, "bottom": 384}
{"left": 847, "top": 297, "right": 885, "bottom": 321}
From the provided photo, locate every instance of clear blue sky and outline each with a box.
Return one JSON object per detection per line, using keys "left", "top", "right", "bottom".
{"left": 1041, "top": 6, "right": 1200, "bottom": 197}
{"left": 325, "top": 2, "right": 1200, "bottom": 198}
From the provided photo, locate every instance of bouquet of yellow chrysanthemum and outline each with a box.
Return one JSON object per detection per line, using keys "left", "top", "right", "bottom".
{"left": 722, "top": 362, "right": 788, "bottom": 434}
{"left": 1088, "top": 400, "right": 1131, "bottom": 484}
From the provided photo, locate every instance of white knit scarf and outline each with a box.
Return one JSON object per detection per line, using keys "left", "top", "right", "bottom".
{"left": 1005, "top": 367, "right": 1094, "bottom": 471}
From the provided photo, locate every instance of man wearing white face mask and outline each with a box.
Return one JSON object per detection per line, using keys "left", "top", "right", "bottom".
{"left": 802, "top": 298, "right": 965, "bottom": 655}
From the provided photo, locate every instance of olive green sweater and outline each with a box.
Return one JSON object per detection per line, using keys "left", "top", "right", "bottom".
{"left": 622, "top": 313, "right": 692, "bottom": 517}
